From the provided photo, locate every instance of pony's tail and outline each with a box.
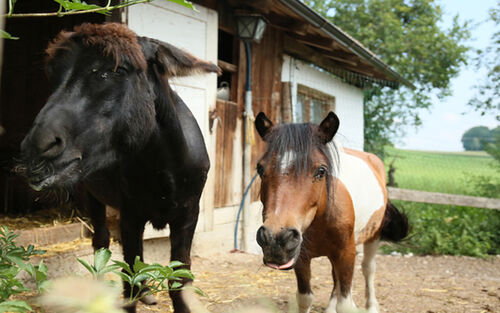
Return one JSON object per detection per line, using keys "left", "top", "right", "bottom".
{"left": 380, "top": 201, "right": 409, "bottom": 242}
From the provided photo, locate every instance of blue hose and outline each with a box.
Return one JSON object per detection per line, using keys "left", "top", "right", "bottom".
{"left": 233, "top": 172, "right": 259, "bottom": 250}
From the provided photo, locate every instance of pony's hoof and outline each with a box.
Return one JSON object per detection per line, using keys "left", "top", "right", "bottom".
{"left": 140, "top": 294, "right": 158, "bottom": 305}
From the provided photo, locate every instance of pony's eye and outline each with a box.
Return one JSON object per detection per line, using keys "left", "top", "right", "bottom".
{"left": 256, "top": 163, "right": 265, "bottom": 177}
{"left": 314, "top": 166, "right": 327, "bottom": 180}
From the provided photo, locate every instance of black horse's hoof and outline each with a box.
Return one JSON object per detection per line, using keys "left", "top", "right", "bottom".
{"left": 139, "top": 294, "right": 158, "bottom": 305}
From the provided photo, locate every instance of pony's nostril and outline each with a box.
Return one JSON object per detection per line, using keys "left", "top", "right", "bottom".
{"left": 282, "top": 228, "right": 301, "bottom": 251}
{"left": 256, "top": 226, "right": 272, "bottom": 247}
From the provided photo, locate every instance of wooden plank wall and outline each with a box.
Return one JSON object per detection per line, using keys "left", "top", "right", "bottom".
{"left": 213, "top": 100, "right": 241, "bottom": 207}
{"left": 248, "top": 27, "right": 284, "bottom": 202}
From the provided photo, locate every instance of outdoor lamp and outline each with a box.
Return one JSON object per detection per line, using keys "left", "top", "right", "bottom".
{"left": 235, "top": 13, "right": 268, "bottom": 43}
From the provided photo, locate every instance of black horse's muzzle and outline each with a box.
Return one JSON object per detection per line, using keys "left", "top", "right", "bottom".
{"left": 256, "top": 226, "right": 302, "bottom": 270}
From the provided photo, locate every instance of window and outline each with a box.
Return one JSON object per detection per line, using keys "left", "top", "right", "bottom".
{"left": 293, "top": 85, "right": 335, "bottom": 124}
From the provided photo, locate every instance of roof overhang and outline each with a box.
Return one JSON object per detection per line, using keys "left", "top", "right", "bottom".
{"left": 229, "top": 0, "right": 415, "bottom": 89}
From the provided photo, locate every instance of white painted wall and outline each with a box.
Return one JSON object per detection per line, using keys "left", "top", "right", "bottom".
{"left": 126, "top": 1, "right": 218, "bottom": 238}
{"left": 281, "top": 55, "right": 365, "bottom": 151}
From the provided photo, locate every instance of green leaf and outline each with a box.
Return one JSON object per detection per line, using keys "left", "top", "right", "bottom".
{"left": 170, "top": 281, "right": 182, "bottom": 290}
{"left": 0, "top": 300, "right": 33, "bottom": 313}
{"left": 132, "top": 256, "right": 147, "bottom": 273}
{"left": 164, "top": 0, "right": 196, "bottom": 11}
{"left": 112, "top": 260, "right": 132, "bottom": 275}
{"left": 172, "top": 269, "right": 194, "bottom": 279}
{"left": 114, "top": 271, "right": 132, "bottom": 285}
{"left": 94, "top": 248, "right": 112, "bottom": 273}
{"left": 77, "top": 258, "right": 96, "bottom": 276}
{"left": 168, "top": 261, "right": 184, "bottom": 268}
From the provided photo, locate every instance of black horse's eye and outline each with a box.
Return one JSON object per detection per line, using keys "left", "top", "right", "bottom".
{"left": 314, "top": 166, "right": 328, "bottom": 180}
{"left": 256, "top": 163, "right": 265, "bottom": 177}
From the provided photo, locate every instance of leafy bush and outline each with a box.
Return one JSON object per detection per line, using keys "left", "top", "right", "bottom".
{"left": 0, "top": 226, "right": 48, "bottom": 312}
{"left": 381, "top": 201, "right": 500, "bottom": 257}
{"left": 78, "top": 248, "right": 199, "bottom": 304}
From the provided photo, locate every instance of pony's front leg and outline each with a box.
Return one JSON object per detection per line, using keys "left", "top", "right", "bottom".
{"left": 294, "top": 256, "right": 314, "bottom": 313}
{"left": 325, "top": 259, "right": 338, "bottom": 313}
{"left": 362, "top": 240, "right": 380, "bottom": 313}
{"left": 331, "top": 239, "right": 356, "bottom": 313}
{"left": 168, "top": 207, "right": 199, "bottom": 313}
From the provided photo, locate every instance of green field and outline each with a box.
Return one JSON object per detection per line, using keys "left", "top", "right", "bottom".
{"left": 384, "top": 146, "right": 500, "bottom": 197}
{"left": 380, "top": 147, "right": 500, "bottom": 257}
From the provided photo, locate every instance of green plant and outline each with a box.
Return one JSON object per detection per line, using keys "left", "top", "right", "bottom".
{"left": 0, "top": 226, "right": 48, "bottom": 313}
{"left": 78, "top": 248, "right": 201, "bottom": 304}
{"left": 380, "top": 201, "right": 500, "bottom": 257}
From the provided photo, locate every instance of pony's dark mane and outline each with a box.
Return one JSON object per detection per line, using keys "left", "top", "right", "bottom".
{"left": 260, "top": 122, "right": 339, "bottom": 179}
{"left": 259, "top": 122, "right": 339, "bottom": 210}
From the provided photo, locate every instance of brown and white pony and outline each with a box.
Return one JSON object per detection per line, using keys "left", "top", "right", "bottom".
{"left": 254, "top": 112, "right": 408, "bottom": 313}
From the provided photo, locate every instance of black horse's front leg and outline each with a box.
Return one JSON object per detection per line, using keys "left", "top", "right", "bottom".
{"left": 168, "top": 205, "right": 199, "bottom": 313}
{"left": 119, "top": 211, "right": 147, "bottom": 313}
{"left": 86, "top": 191, "right": 109, "bottom": 250}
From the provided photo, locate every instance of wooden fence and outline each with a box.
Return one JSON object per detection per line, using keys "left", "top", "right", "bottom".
{"left": 388, "top": 187, "right": 500, "bottom": 210}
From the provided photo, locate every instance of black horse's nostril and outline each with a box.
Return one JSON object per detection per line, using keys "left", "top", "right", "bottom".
{"left": 256, "top": 226, "right": 273, "bottom": 247}
{"left": 41, "top": 136, "right": 65, "bottom": 158}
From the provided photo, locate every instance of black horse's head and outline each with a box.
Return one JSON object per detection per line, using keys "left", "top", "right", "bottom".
{"left": 19, "top": 23, "right": 219, "bottom": 191}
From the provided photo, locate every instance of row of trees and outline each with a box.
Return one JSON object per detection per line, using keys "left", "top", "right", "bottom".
{"left": 461, "top": 126, "right": 500, "bottom": 151}
{"left": 306, "top": 0, "right": 498, "bottom": 157}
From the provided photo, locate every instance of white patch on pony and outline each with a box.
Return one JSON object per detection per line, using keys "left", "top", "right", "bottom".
{"left": 328, "top": 143, "right": 384, "bottom": 242}
{"left": 296, "top": 292, "right": 314, "bottom": 313}
{"left": 336, "top": 293, "right": 357, "bottom": 313}
{"left": 362, "top": 241, "right": 380, "bottom": 313}
{"left": 280, "top": 150, "right": 297, "bottom": 173}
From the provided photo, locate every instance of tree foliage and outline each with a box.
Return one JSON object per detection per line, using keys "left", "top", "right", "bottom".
{"left": 468, "top": 2, "right": 500, "bottom": 121}
{"left": 304, "top": 0, "right": 471, "bottom": 156}
{"left": 461, "top": 126, "right": 494, "bottom": 151}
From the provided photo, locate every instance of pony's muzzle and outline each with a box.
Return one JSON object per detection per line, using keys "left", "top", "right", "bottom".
{"left": 256, "top": 226, "right": 302, "bottom": 269}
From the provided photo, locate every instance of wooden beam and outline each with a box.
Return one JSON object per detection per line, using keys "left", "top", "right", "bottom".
{"left": 218, "top": 60, "right": 238, "bottom": 73}
{"left": 265, "top": 12, "right": 309, "bottom": 35}
{"left": 388, "top": 187, "right": 500, "bottom": 210}
{"left": 287, "top": 32, "right": 334, "bottom": 50}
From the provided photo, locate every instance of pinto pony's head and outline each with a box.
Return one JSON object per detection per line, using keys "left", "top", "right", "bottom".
{"left": 18, "top": 23, "right": 219, "bottom": 191}
{"left": 254, "top": 112, "right": 340, "bottom": 270}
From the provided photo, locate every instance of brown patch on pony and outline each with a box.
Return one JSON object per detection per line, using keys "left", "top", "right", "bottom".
{"left": 356, "top": 205, "right": 385, "bottom": 244}
{"left": 46, "top": 23, "right": 147, "bottom": 71}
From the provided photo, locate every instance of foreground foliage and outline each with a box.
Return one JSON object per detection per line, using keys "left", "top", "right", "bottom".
{"left": 0, "top": 226, "right": 48, "bottom": 312}
{"left": 0, "top": 227, "right": 198, "bottom": 312}
{"left": 381, "top": 201, "right": 500, "bottom": 257}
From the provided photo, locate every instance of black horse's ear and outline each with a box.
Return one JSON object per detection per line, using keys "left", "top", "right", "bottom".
{"left": 318, "top": 112, "right": 340, "bottom": 143}
{"left": 139, "top": 37, "right": 221, "bottom": 77}
{"left": 255, "top": 112, "right": 273, "bottom": 140}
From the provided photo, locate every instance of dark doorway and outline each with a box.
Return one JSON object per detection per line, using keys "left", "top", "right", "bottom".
{"left": 0, "top": 1, "right": 109, "bottom": 214}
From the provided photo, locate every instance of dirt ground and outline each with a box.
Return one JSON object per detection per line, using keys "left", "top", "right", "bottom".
{"left": 132, "top": 252, "right": 500, "bottom": 313}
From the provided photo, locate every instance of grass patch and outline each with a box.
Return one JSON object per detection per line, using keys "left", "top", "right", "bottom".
{"left": 385, "top": 146, "right": 500, "bottom": 196}
{"left": 381, "top": 201, "right": 500, "bottom": 257}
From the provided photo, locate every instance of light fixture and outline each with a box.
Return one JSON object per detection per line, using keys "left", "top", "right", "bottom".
{"left": 235, "top": 13, "right": 268, "bottom": 43}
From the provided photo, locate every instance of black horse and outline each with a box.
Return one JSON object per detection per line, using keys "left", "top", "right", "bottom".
{"left": 18, "top": 23, "right": 219, "bottom": 313}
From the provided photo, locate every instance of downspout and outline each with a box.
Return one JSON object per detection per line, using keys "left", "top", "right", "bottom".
{"left": 242, "top": 41, "right": 254, "bottom": 251}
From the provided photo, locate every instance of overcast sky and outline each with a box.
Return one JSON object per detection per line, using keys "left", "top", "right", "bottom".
{"left": 396, "top": 0, "right": 498, "bottom": 152}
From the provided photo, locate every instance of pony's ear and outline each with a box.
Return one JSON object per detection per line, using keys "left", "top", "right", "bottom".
{"left": 255, "top": 112, "right": 273, "bottom": 140}
{"left": 318, "top": 111, "right": 340, "bottom": 143}
{"left": 139, "top": 37, "right": 220, "bottom": 77}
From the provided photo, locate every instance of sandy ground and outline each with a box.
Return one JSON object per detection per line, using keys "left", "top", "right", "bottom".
{"left": 133, "top": 252, "right": 500, "bottom": 313}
